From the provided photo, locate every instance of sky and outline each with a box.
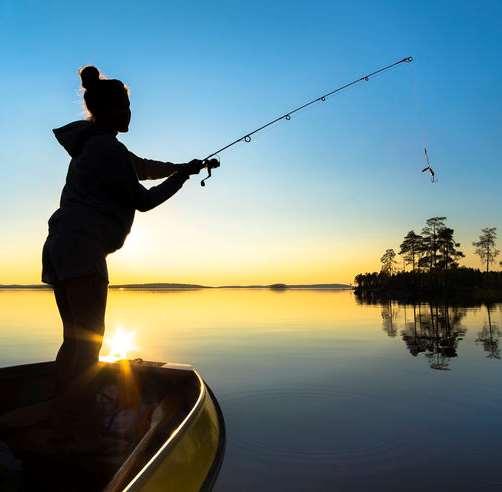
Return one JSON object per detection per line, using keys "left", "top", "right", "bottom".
{"left": 1, "top": 0, "right": 501, "bottom": 285}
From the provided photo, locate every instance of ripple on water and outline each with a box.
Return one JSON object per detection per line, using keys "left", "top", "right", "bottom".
{"left": 219, "top": 384, "right": 413, "bottom": 472}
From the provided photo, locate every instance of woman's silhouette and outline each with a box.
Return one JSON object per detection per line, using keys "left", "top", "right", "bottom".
{"left": 42, "top": 66, "right": 217, "bottom": 425}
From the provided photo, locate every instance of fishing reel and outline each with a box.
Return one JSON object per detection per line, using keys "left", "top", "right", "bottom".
{"left": 200, "top": 157, "right": 221, "bottom": 187}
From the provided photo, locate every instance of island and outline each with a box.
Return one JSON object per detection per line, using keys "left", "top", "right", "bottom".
{"left": 354, "top": 217, "right": 502, "bottom": 304}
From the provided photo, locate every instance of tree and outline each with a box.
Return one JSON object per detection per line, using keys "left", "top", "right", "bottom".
{"left": 399, "top": 230, "right": 423, "bottom": 271}
{"left": 417, "top": 217, "right": 463, "bottom": 272}
{"left": 380, "top": 249, "right": 397, "bottom": 275}
{"left": 419, "top": 217, "right": 446, "bottom": 271}
{"left": 473, "top": 227, "right": 500, "bottom": 272}
{"left": 437, "top": 227, "right": 464, "bottom": 270}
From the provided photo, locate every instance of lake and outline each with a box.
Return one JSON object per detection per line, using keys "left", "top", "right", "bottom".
{"left": 1, "top": 288, "right": 501, "bottom": 491}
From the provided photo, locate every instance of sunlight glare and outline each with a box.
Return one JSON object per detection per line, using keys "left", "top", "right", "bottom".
{"left": 99, "top": 326, "right": 136, "bottom": 362}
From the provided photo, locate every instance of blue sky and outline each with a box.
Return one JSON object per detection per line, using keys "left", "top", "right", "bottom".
{"left": 1, "top": 0, "right": 501, "bottom": 283}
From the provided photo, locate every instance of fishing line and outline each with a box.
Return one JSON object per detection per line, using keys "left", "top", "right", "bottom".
{"left": 200, "top": 56, "right": 414, "bottom": 186}
{"left": 410, "top": 61, "right": 437, "bottom": 183}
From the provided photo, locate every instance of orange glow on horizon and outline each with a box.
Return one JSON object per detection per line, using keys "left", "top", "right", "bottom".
{"left": 0, "top": 222, "right": 487, "bottom": 286}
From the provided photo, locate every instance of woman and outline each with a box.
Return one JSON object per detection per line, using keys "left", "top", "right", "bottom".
{"left": 43, "top": 65, "right": 218, "bottom": 402}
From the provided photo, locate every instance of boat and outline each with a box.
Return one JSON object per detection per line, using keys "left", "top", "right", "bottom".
{"left": 0, "top": 359, "right": 225, "bottom": 491}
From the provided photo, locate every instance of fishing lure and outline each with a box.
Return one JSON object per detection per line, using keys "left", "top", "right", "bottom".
{"left": 422, "top": 147, "right": 436, "bottom": 183}
{"left": 200, "top": 56, "right": 414, "bottom": 186}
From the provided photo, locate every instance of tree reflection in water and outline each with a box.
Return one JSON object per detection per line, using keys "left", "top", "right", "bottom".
{"left": 357, "top": 293, "right": 502, "bottom": 370}
{"left": 476, "top": 304, "right": 501, "bottom": 359}
{"left": 382, "top": 302, "right": 467, "bottom": 370}
{"left": 381, "top": 300, "right": 399, "bottom": 337}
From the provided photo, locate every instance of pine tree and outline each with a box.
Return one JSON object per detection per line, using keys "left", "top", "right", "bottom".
{"left": 473, "top": 227, "right": 500, "bottom": 272}
{"left": 437, "top": 227, "right": 464, "bottom": 270}
{"left": 399, "top": 230, "right": 423, "bottom": 271}
{"left": 419, "top": 217, "right": 446, "bottom": 271}
{"left": 380, "top": 249, "right": 397, "bottom": 275}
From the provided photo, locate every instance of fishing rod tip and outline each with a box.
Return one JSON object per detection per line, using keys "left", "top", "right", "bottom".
{"left": 403, "top": 56, "right": 414, "bottom": 63}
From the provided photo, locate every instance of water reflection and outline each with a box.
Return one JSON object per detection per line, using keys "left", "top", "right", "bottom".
{"left": 476, "top": 305, "right": 501, "bottom": 359}
{"left": 381, "top": 300, "right": 399, "bottom": 337}
{"left": 372, "top": 298, "right": 502, "bottom": 370}
{"left": 400, "top": 304, "right": 467, "bottom": 370}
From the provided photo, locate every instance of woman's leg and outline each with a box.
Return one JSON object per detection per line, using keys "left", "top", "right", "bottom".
{"left": 54, "top": 275, "right": 108, "bottom": 394}
{"left": 52, "top": 274, "right": 108, "bottom": 441}
{"left": 57, "top": 274, "right": 108, "bottom": 394}
{"left": 54, "top": 283, "right": 79, "bottom": 395}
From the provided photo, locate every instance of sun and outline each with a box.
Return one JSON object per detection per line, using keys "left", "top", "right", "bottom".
{"left": 99, "top": 327, "right": 136, "bottom": 362}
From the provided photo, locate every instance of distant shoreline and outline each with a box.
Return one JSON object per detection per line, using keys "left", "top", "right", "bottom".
{"left": 0, "top": 283, "right": 353, "bottom": 291}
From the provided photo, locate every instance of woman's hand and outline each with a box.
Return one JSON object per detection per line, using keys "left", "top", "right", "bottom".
{"left": 205, "top": 158, "right": 220, "bottom": 170}
{"left": 182, "top": 158, "right": 220, "bottom": 175}
{"left": 182, "top": 159, "right": 204, "bottom": 175}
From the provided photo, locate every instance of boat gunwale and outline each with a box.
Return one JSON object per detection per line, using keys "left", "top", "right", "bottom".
{"left": 121, "top": 364, "right": 208, "bottom": 491}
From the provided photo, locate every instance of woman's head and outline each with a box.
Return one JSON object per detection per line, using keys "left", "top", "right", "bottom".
{"left": 79, "top": 66, "right": 131, "bottom": 132}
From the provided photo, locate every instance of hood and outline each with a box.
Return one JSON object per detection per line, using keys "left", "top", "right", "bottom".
{"left": 53, "top": 120, "right": 95, "bottom": 157}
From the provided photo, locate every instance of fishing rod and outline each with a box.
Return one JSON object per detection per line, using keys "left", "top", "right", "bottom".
{"left": 200, "top": 55, "right": 414, "bottom": 186}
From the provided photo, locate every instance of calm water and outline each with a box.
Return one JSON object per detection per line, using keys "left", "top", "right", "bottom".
{"left": 1, "top": 289, "right": 502, "bottom": 491}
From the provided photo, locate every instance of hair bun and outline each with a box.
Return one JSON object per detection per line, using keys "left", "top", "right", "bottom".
{"left": 80, "top": 65, "right": 100, "bottom": 90}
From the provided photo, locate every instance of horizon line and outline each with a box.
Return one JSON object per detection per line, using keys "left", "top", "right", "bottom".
{"left": 0, "top": 281, "right": 353, "bottom": 290}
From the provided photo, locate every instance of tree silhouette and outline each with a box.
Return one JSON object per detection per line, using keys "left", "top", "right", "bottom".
{"left": 380, "top": 248, "right": 397, "bottom": 275}
{"left": 354, "top": 217, "right": 502, "bottom": 303}
{"left": 437, "top": 227, "right": 464, "bottom": 270}
{"left": 419, "top": 217, "right": 446, "bottom": 271}
{"left": 415, "top": 218, "right": 464, "bottom": 272}
{"left": 473, "top": 227, "right": 500, "bottom": 272}
{"left": 399, "top": 230, "right": 423, "bottom": 271}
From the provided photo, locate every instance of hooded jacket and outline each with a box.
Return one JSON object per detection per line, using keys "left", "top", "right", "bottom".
{"left": 42, "top": 120, "right": 189, "bottom": 284}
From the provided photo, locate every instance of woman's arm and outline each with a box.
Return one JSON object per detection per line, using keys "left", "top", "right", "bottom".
{"left": 123, "top": 160, "right": 191, "bottom": 212}
{"left": 132, "top": 171, "right": 190, "bottom": 212}
{"left": 129, "top": 151, "right": 181, "bottom": 180}
{"left": 130, "top": 159, "right": 209, "bottom": 211}
{"left": 98, "top": 142, "right": 193, "bottom": 212}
